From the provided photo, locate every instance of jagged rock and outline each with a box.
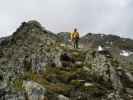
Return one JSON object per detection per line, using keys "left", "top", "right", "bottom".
{"left": 84, "top": 83, "right": 94, "bottom": 87}
{"left": 98, "top": 50, "right": 112, "bottom": 58}
{"left": 107, "top": 91, "right": 124, "bottom": 100}
{"left": 22, "top": 81, "right": 47, "bottom": 100}
{"left": 0, "top": 20, "right": 132, "bottom": 100}
{"left": 84, "top": 50, "right": 133, "bottom": 99}
{"left": 60, "top": 52, "right": 75, "bottom": 67}
{"left": 126, "top": 88, "right": 133, "bottom": 95}
{"left": 4, "top": 92, "right": 26, "bottom": 100}
{"left": 75, "top": 61, "right": 82, "bottom": 67}
{"left": 85, "top": 51, "right": 123, "bottom": 90}
{"left": 125, "top": 72, "right": 133, "bottom": 82}
{"left": 57, "top": 94, "right": 69, "bottom": 100}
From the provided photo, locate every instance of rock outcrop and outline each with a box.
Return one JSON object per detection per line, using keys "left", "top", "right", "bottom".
{"left": 0, "top": 20, "right": 132, "bottom": 100}
{"left": 23, "top": 80, "right": 47, "bottom": 100}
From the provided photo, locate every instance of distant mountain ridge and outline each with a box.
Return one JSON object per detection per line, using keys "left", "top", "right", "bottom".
{"left": 80, "top": 33, "right": 133, "bottom": 50}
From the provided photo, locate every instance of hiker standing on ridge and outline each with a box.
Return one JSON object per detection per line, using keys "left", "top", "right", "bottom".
{"left": 70, "top": 28, "right": 80, "bottom": 48}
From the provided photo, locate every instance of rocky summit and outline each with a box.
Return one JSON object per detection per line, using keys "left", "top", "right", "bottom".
{"left": 0, "top": 20, "right": 133, "bottom": 100}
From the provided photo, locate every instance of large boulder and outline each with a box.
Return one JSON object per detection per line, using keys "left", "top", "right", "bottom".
{"left": 84, "top": 51, "right": 123, "bottom": 90}
{"left": 60, "top": 52, "right": 75, "bottom": 68}
{"left": 84, "top": 50, "right": 133, "bottom": 99}
{"left": 22, "top": 81, "right": 47, "bottom": 100}
{"left": 4, "top": 92, "right": 26, "bottom": 100}
{"left": 57, "top": 94, "right": 69, "bottom": 100}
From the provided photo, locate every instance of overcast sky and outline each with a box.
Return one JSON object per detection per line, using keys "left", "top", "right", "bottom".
{"left": 0, "top": 0, "right": 133, "bottom": 38}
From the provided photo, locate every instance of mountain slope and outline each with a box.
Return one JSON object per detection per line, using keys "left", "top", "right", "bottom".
{"left": 0, "top": 20, "right": 64, "bottom": 99}
{"left": 80, "top": 33, "right": 133, "bottom": 50}
{"left": 0, "top": 21, "right": 133, "bottom": 100}
{"left": 80, "top": 33, "right": 133, "bottom": 70}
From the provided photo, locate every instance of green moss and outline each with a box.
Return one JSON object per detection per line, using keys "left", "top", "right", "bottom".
{"left": 14, "top": 79, "right": 24, "bottom": 91}
{"left": 80, "top": 85, "right": 97, "bottom": 93}
{"left": 86, "top": 63, "right": 93, "bottom": 69}
{"left": 70, "top": 80, "right": 83, "bottom": 87}
{"left": 73, "top": 68, "right": 91, "bottom": 81}
{"left": 80, "top": 84, "right": 106, "bottom": 97}
{"left": 22, "top": 67, "right": 73, "bottom": 96}
{"left": 44, "top": 67, "right": 83, "bottom": 83}
{"left": 22, "top": 71, "right": 35, "bottom": 80}
{"left": 46, "top": 83, "right": 72, "bottom": 96}
{"left": 111, "top": 59, "right": 119, "bottom": 67}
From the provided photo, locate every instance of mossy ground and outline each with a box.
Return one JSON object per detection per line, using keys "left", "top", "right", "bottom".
{"left": 20, "top": 64, "right": 107, "bottom": 98}
{"left": 13, "top": 48, "right": 108, "bottom": 99}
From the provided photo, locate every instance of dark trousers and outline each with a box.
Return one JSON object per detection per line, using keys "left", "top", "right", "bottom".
{"left": 73, "top": 39, "right": 79, "bottom": 48}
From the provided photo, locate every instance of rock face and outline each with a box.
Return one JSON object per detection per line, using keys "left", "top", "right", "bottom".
{"left": 0, "top": 20, "right": 133, "bottom": 100}
{"left": 0, "top": 20, "right": 62, "bottom": 100}
{"left": 23, "top": 81, "right": 47, "bottom": 100}
{"left": 84, "top": 51, "right": 122, "bottom": 90}
{"left": 0, "top": 20, "right": 62, "bottom": 72}
{"left": 84, "top": 50, "right": 133, "bottom": 99}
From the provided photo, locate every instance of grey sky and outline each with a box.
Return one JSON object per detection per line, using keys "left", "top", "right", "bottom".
{"left": 0, "top": 0, "right": 133, "bottom": 38}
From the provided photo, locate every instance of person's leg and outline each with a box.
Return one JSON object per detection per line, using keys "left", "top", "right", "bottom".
{"left": 74, "top": 41, "right": 76, "bottom": 48}
{"left": 76, "top": 39, "right": 79, "bottom": 48}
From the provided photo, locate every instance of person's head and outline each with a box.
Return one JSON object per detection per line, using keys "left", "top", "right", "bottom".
{"left": 74, "top": 28, "right": 77, "bottom": 32}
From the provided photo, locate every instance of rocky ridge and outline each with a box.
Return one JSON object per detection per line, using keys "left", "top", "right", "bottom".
{"left": 0, "top": 20, "right": 133, "bottom": 100}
